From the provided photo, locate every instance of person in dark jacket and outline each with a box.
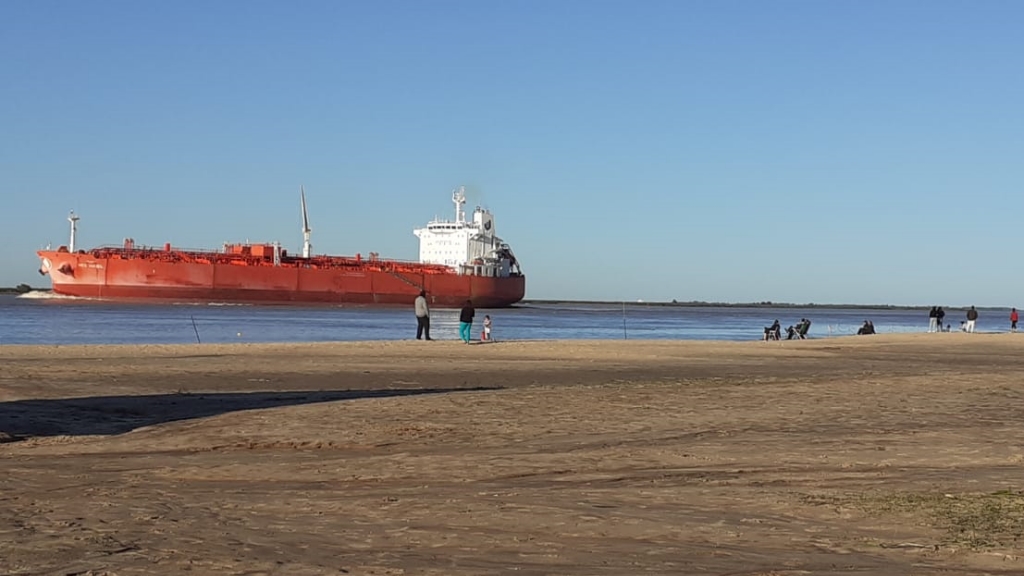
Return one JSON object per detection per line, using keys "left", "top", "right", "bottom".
{"left": 459, "top": 299, "right": 475, "bottom": 343}
{"left": 936, "top": 306, "right": 945, "bottom": 330}
{"left": 966, "top": 306, "right": 978, "bottom": 333}
{"left": 928, "top": 306, "right": 938, "bottom": 332}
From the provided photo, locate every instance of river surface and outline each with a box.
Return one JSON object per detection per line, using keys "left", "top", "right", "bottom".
{"left": 1, "top": 293, "right": 1009, "bottom": 345}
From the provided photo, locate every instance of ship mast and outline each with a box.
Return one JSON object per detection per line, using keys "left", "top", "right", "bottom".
{"left": 300, "top": 186, "right": 312, "bottom": 258}
{"left": 68, "top": 210, "right": 80, "bottom": 252}
{"left": 452, "top": 186, "right": 467, "bottom": 223}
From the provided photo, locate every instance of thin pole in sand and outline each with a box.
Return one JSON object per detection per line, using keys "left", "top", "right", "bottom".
{"left": 622, "top": 301, "right": 627, "bottom": 340}
{"left": 190, "top": 315, "right": 202, "bottom": 344}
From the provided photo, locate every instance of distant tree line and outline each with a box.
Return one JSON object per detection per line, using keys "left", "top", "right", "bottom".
{"left": 0, "top": 284, "right": 36, "bottom": 294}
{"left": 524, "top": 298, "right": 932, "bottom": 310}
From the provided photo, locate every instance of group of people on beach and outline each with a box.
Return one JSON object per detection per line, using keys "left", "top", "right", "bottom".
{"left": 413, "top": 297, "right": 1021, "bottom": 343}
{"left": 763, "top": 318, "right": 812, "bottom": 340}
{"left": 823, "top": 305, "right": 1012, "bottom": 337}
{"left": 762, "top": 304, "right": 1020, "bottom": 340}
{"left": 929, "top": 305, "right": 984, "bottom": 333}
{"left": 413, "top": 290, "right": 493, "bottom": 344}
{"left": 926, "top": 306, "right": 947, "bottom": 332}
{"left": 764, "top": 316, "right": 884, "bottom": 339}
{"left": 927, "top": 305, "right": 1023, "bottom": 333}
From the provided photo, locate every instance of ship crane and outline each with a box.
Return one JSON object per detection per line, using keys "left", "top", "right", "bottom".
{"left": 300, "top": 186, "right": 312, "bottom": 258}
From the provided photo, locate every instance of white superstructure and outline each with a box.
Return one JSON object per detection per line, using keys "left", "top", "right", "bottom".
{"left": 414, "top": 186, "right": 522, "bottom": 278}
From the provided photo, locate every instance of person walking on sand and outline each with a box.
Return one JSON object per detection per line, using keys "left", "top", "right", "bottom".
{"left": 1011, "top": 308, "right": 1019, "bottom": 333}
{"left": 936, "top": 306, "right": 945, "bottom": 331}
{"left": 966, "top": 305, "right": 978, "bottom": 333}
{"left": 928, "top": 306, "right": 938, "bottom": 333}
{"left": 459, "top": 299, "right": 475, "bottom": 344}
{"left": 414, "top": 290, "right": 432, "bottom": 340}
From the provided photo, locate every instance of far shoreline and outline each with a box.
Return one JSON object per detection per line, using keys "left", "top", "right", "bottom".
{"left": 520, "top": 299, "right": 1001, "bottom": 311}
{"left": 0, "top": 286, "right": 45, "bottom": 295}
{"left": 0, "top": 289, "right": 1005, "bottom": 311}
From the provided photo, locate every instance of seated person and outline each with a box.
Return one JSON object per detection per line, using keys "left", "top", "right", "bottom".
{"left": 763, "top": 319, "right": 781, "bottom": 340}
{"left": 797, "top": 318, "right": 812, "bottom": 339}
{"left": 786, "top": 325, "right": 797, "bottom": 340}
{"left": 856, "top": 320, "right": 876, "bottom": 335}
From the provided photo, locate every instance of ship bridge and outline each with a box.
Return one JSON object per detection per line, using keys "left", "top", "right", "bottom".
{"left": 414, "top": 186, "right": 521, "bottom": 278}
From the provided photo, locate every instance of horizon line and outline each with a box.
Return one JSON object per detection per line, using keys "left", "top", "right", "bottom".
{"left": 521, "top": 299, "right": 1006, "bottom": 310}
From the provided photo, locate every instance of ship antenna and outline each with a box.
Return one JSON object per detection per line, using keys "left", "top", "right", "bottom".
{"left": 452, "top": 186, "right": 466, "bottom": 223}
{"left": 300, "top": 186, "right": 312, "bottom": 258}
{"left": 68, "top": 210, "right": 80, "bottom": 252}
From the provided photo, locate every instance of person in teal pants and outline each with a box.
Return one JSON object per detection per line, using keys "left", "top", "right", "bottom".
{"left": 459, "top": 299, "right": 475, "bottom": 343}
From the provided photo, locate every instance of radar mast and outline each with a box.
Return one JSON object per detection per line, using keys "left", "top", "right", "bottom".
{"left": 68, "top": 211, "right": 80, "bottom": 252}
{"left": 452, "top": 186, "right": 467, "bottom": 223}
{"left": 300, "top": 186, "right": 312, "bottom": 258}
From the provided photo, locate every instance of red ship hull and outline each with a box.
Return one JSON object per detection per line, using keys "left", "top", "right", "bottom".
{"left": 37, "top": 248, "right": 525, "bottom": 308}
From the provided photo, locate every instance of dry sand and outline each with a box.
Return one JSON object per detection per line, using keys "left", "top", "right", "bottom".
{"left": 1, "top": 334, "right": 1023, "bottom": 575}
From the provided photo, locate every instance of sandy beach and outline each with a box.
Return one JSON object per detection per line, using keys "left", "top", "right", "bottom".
{"left": 2, "top": 334, "right": 1023, "bottom": 575}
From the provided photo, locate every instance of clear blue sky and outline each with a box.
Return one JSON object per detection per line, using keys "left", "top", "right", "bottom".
{"left": 2, "top": 1, "right": 1022, "bottom": 306}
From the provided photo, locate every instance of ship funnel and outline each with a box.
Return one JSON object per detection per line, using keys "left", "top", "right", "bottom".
{"left": 68, "top": 210, "right": 81, "bottom": 252}
{"left": 300, "top": 186, "right": 312, "bottom": 258}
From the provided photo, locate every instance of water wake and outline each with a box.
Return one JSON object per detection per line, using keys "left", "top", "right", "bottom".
{"left": 16, "top": 290, "right": 88, "bottom": 301}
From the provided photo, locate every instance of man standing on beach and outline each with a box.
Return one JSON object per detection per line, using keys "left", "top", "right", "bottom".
{"left": 966, "top": 306, "right": 978, "bottom": 333}
{"left": 459, "top": 299, "right": 475, "bottom": 344}
{"left": 928, "top": 306, "right": 938, "bottom": 333}
{"left": 414, "top": 290, "right": 432, "bottom": 340}
{"left": 1011, "top": 308, "right": 1018, "bottom": 333}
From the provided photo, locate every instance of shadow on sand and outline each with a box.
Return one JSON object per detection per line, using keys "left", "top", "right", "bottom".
{"left": 0, "top": 387, "right": 499, "bottom": 442}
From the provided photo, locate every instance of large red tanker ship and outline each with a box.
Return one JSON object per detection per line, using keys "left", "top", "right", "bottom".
{"left": 36, "top": 187, "right": 525, "bottom": 307}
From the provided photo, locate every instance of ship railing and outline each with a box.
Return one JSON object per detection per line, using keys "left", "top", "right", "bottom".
{"left": 302, "top": 254, "right": 452, "bottom": 271}
{"left": 90, "top": 243, "right": 443, "bottom": 265}
{"left": 91, "top": 244, "right": 232, "bottom": 255}
{"left": 85, "top": 245, "right": 461, "bottom": 274}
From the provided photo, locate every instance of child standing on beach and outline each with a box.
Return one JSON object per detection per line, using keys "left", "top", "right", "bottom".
{"left": 481, "top": 315, "right": 492, "bottom": 342}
